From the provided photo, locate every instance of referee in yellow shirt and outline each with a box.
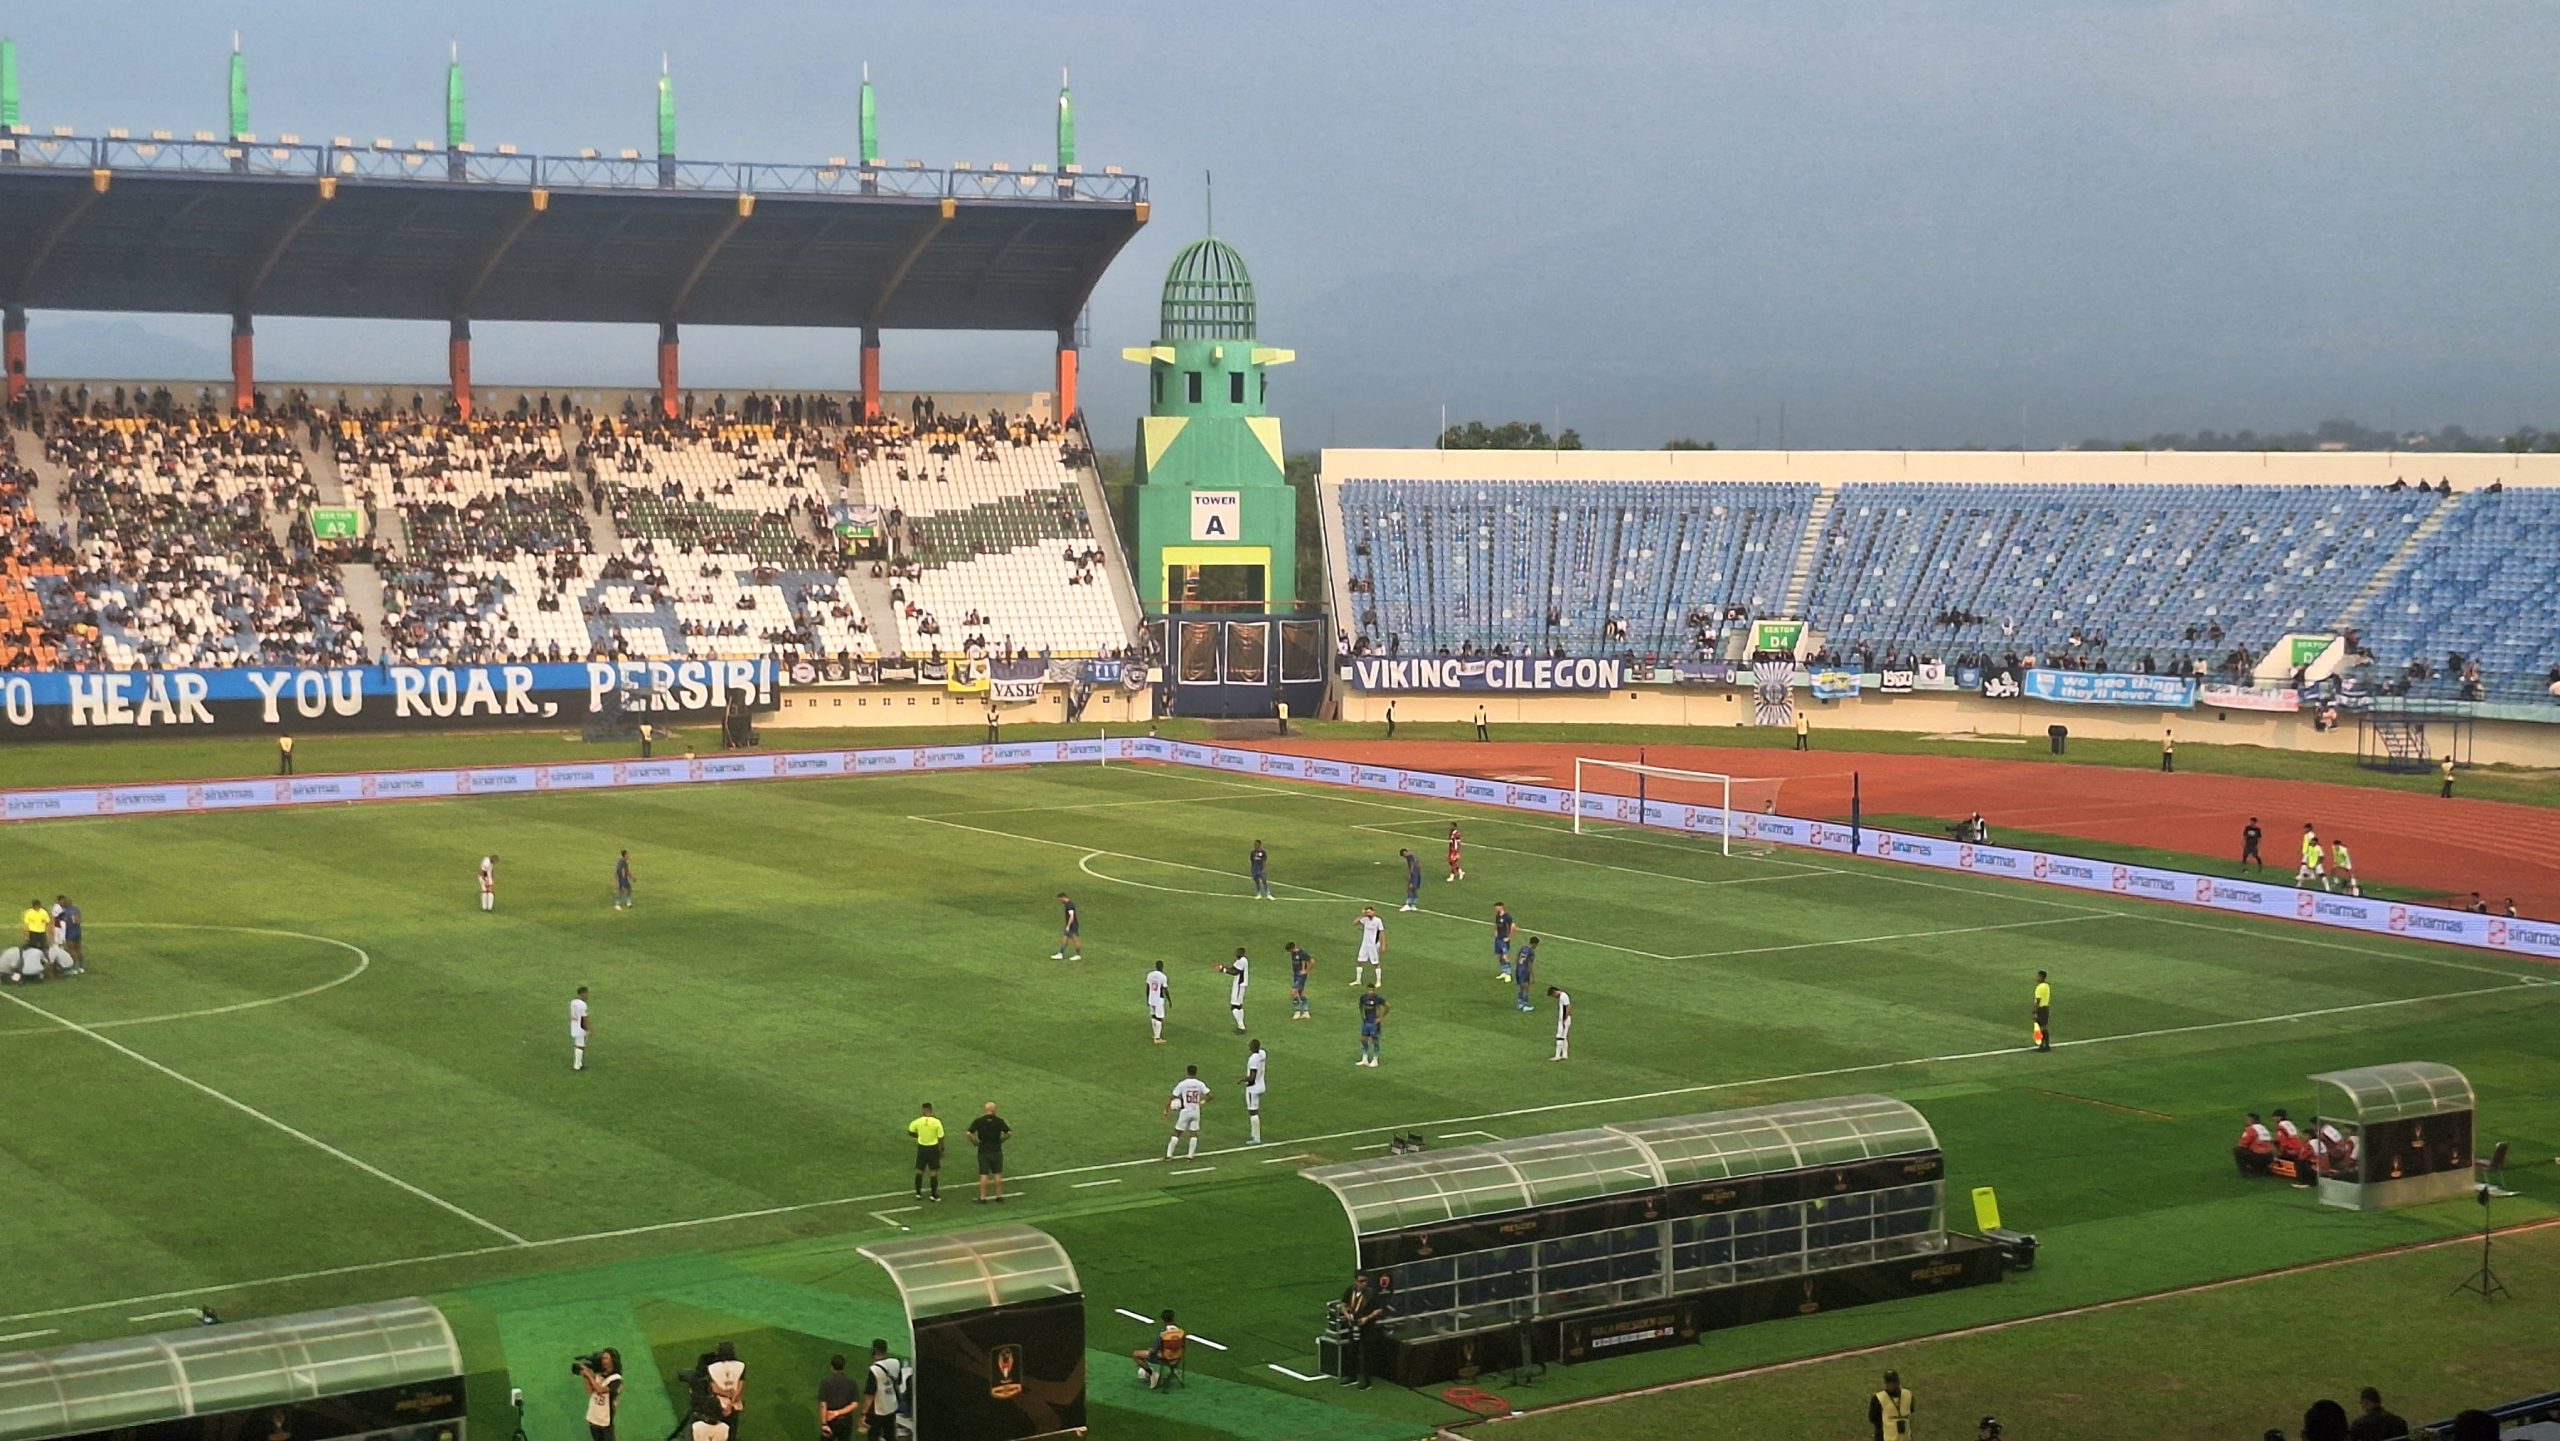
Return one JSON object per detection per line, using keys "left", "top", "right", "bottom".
{"left": 21, "top": 900, "right": 49, "bottom": 953}
{"left": 907, "top": 1103, "right": 946, "bottom": 1203}
{"left": 2031, "top": 970, "right": 2052, "bottom": 1052}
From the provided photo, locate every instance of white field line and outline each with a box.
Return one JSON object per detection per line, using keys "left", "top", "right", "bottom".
{"left": 1113, "top": 1308, "right": 1153, "bottom": 1325}
{"left": 0, "top": 1329, "right": 58, "bottom": 1342}
{"left": 0, "top": 989, "right": 528, "bottom": 1247}
{"left": 6, "top": 974, "right": 2546, "bottom": 1331}
{"left": 1267, "top": 1364, "right": 1329, "bottom": 1382}
{"left": 127, "top": 1309, "right": 199, "bottom": 1322}
{"left": 0, "top": 924, "right": 372, "bottom": 1040}
{"left": 1170, "top": 1166, "right": 1216, "bottom": 1176}
{"left": 1072, "top": 1179, "right": 1124, "bottom": 1189}
{"left": 1349, "top": 818, "right": 1838, "bottom": 887}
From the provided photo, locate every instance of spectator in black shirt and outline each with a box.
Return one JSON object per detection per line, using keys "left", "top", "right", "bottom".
{"left": 817, "top": 1356, "right": 861, "bottom": 1441}
{"left": 968, "top": 1102, "right": 1013, "bottom": 1203}
{"left": 2347, "top": 1386, "right": 2409, "bottom": 1441}
{"left": 2242, "top": 818, "right": 2264, "bottom": 872}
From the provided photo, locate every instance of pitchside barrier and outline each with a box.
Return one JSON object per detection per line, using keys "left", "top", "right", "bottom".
{"left": 5, "top": 738, "right": 2557, "bottom": 963}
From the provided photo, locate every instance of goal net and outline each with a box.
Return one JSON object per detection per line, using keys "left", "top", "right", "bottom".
{"left": 1570, "top": 758, "right": 1790, "bottom": 856}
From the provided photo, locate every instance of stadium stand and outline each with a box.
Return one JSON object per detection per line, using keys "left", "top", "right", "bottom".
{"left": 2353, "top": 485, "right": 2560, "bottom": 702}
{"left": 0, "top": 429, "right": 71, "bottom": 668}
{"left": 1333, "top": 478, "right": 1816, "bottom": 657}
{"left": 38, "top": 412, "right": 365, "bottom": 669}
{"left": 1800, "top": 482, "right": 2450, "bottom": 675}
{"left": 851, "top": 409, "right": 1129, "bottom": 658}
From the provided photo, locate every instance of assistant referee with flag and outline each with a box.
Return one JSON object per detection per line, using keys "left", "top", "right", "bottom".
{"left": 2031, "top": 970, "right": 2052, "bottom": 1052}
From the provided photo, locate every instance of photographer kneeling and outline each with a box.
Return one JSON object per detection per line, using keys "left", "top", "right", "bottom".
{"left": 574, "top": 1349, "right": 623, "bottom": 1441}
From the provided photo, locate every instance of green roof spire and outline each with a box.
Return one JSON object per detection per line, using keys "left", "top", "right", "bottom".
{"left": 655, "top": 53, "right": 675, "bottom": 157}
{"left": 445, "top": 42, "right": 466, "bottom": 149}
{"left": 1, "top": 38, "right": 20, "bottom": 131}
{"left": 1056, "top": 66, "right": 1075, "bottom": 169}
{"left": 226, "top": 32, "right": 248, "bottom": 140}
{"left": 858, "top": 62, "right": 877, "bottom": 166}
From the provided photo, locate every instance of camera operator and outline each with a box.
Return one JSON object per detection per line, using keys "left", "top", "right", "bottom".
{"left": 1336, "top": 1274, "right": 1381, "bottom": 1391}
{"left": 706, "top": 1341, "right": 745, "bottom": 1437}
{"left": 574, "top": 1349, "right": 622, "bottom": 1441}
{"left": 667, "top": 1352, "right": 717, "bottom": 1441}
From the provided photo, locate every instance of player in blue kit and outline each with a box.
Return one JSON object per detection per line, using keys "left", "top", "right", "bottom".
{"left": 1398, "top": 849, "right": 1422, "bottom": 912}
{"left": 1250, "top": 840, "right": 1273, "bottom": 899}
{"left": 1356, "top": 984, "right": 1390, "bottom": 1067}
{"left": 613, "top": 850, "right": 633, "bottom": 911}
{"left": 1492, "top": 902, "right": 1516, "bottom": 979}
{"left": 1513, "top": 936, "right": 1539, "bottom": 1011}
{"left": 1053, "top": 892, "right": 1083, "bottom": 960}
{"left": 1287, "top": 941, "right": 1314, "bottom": 1020}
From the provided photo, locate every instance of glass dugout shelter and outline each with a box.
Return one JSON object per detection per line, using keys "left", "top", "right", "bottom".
{"left": 2307, "top": 1062, "right": 2476, "bottom": 1212}
{"left": 0, "top": 1299, "right": 465, "bottom": 1441}
{"left": 856, "top": 1224, "right": 1084, "bottom": 1441}
{"left": 1301, "top": 1096, "right": 2001, "bottom": 1383}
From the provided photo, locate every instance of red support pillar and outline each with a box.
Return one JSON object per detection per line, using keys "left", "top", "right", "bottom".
{"left": 229, "top": 313, "right": 255, "bottom": 413}
{"left": 449, "top": 317, "right": 473, "bottom": 420}
{"left": 2, "top": 305, "right": 26, "bottom": 408}
{"left": 1055, "top": 330, "right": 1079, "bottom": 423}
{"left": 656, "top": 321, "right": 680, "bottom": 420}
{"left": 859, "top": 325, "right": 881, "bottom": 420}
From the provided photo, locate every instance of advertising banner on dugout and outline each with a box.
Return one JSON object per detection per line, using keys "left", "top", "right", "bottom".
{"left": 0, "top": 660, "right": 776, "bottom": 739}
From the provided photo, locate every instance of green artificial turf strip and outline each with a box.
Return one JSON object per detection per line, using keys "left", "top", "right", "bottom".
{"left": 4, "top": 760, "right": 2555, "bottom": 1441}
{"left": 1477, "top": 1223, "right": 2560, "bottom": 1441}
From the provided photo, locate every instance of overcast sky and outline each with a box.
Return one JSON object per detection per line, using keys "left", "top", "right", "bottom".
{"left": 10, "top": 2, "right": 2558, "bottom": 448}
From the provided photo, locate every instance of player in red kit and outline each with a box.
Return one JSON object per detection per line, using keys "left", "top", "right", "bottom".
{"left": 1445, "top": 823, "right": 1465, "bottom": 882}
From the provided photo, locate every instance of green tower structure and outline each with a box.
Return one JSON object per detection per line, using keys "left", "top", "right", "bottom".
{"left": 2, "top": 37, "right": 21, "bottom": 131}
{"left": 1121, "top": 237, "right": 1299, "bottom": 613}
{"left": 226, "top": 33, "right": 248, "bottom": 140}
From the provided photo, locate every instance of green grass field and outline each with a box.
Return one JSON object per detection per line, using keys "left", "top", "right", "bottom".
{"left": 6, "top": 755, "right": 2557, "bottom": 1440}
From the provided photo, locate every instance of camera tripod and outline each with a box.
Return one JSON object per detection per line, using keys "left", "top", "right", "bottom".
{"left": 2452, "top": 1186, "right": 2509, "bottom": 1301}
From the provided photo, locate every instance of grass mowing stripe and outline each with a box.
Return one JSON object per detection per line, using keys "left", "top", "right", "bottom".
{"left": 7, "top": 973, "right": 2539, "bottom": 1331}
{"left": 0, "top": 988, "right": 530, "bottom": 1247}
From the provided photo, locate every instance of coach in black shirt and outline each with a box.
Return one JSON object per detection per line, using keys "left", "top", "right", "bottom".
{"left": 817, "top": 1356, "right": 860, "bottom": 1441}
{"left": 969, "top": 1102, "right": 1013, "bottom": 1204}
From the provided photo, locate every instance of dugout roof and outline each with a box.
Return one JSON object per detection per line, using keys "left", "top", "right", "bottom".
{"left": 857, "top": 1225, "right": 1080, "bottom": 1321}
{"left": 2309, "top": 1061, "right": 2473, "bottom": 1124}
{"left": 0, "top": 135, "right": 1147, "bottom": 332}
{"left": 0, "top": 1299, "right": 459, "bottom": 1441}
{"left": 1300, "top": 1095, "right": 1939, "bottom": 1237}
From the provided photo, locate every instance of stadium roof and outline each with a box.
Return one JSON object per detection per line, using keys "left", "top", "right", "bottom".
{"left": 0, "top": 134, "right": 1148, "bottom": 333}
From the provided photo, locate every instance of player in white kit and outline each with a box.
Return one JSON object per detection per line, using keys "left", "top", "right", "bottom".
{"left": 1164, "top": 1065, "right": 1211, "bottom": 1160}
{"left": 1352, "top": 907, "right": 1386, "bottom": 986}
{"left": 570, "top": 986, "right": 591, "bottom": 1071}
{"left": 479, "top": 854, "right": 498, "bottom": 912}
{"left": 1219, "top": 948, "right": 1251, "bottom": 1033}
{"left": 1548, "top": 985, "right": 1572, "bottom": 1061}
{"left": 1145, "top": 963, "right": 1171, "bottom": 1044}
{"left": 1240, "top": 1040, "right": 1268, "bottom": 1144}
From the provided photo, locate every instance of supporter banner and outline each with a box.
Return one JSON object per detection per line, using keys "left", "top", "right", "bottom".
{"left": 2199, "top": 683, "right": 2303, "bottom": 713}
{"left": 1956, "top": 665, "right": 1985, "bottom": 691}
{"left": 1751, "top": 662, "right": 1795, "bottom": 725}
{"left": 1674, "top": 660, "right": 1735, "bottom": 685}
{"left": 879, "top": 661, "right": 920, "bottom": 683}
{"left": 946, "top": 660, "right": 991, "bottom": 694}
{"left": 1879, "top": 668, "right": 1916, "bottom": 694}
{"left": 1811, "top": 670, "right": 1862, "bottom": 701}
{"left": 9, "top": 734, "right": 2555, "bottom": 962}
{"left": 0, "top": 660, "right": 775, "bottom": 739}
{"left": 1347, "top": 657, "right": 1625, "bottom": 693}
{"left": 1917, "top": 661, "right": 1950, "bottom": 690}
{"left": 2019, "top": 669, "right": 2197, "bottom": 709}
{"left": 1979, "top": 670, "right": 2022, "bottom": 699}
{"left": 991, "top": 679, "right": 1042, "bottom": 705}
{"left": 1079, "top": 659, "right": 1125, "bottom": 684}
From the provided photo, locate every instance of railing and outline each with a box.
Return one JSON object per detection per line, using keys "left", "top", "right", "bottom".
{"left": 0, "top": 129, "right": 1145, "bottom": 204}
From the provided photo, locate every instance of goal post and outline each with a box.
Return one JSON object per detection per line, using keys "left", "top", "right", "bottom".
{"left": 1570, "top": 758, "right": 1789, "bottom": 856}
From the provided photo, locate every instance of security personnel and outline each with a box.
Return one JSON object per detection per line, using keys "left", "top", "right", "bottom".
{"left": 639, "top": 722, "right": 656, "bottom": 759}
{"left": 277, "top": 733, "right": 296, "bottom": 775}
{"left": 1870, "top": 1369, "right": 1915, "bottom": 1440}
{"left": 2031, "top": 970, "right": 2052, "bottom": 1052}
{"left": 2161, "top": 726, "right": 2175, "bottom": 772}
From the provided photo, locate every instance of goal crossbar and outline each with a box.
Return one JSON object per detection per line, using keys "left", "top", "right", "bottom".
{"left": 1570, "top": 758, "right": 1788, "bottom": 855}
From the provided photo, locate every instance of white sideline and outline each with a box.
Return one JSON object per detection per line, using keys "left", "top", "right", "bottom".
{"left": 5, "top": 974, "right": 2546, "bottom": 1331}
{"left": 0, "top": 989, "right": 529, "bottom": 1247}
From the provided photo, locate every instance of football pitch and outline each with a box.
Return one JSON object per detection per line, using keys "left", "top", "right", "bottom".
{"left": 6, "top": 755, "right": 2558, "bottom": 1440}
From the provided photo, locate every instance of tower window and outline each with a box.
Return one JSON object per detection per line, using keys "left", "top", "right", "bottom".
{"left": 1153, "top": 370, "right": 1163, "bottom": 404}
{"left": 1229, "top": 371, "right": 1245, "bottom": 404}
{"left": 1186, "top": 371, "right": 1203, "bottom": 403}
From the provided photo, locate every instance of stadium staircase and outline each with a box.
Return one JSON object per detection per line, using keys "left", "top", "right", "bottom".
{"left": 1072, "top": 446, "right": 1146, "bottom": 639}
{"left": 2333, "top": 498, "right": 2457, "bottom": 634}
{"left": 6, "top": 417, "right": 73, "bottom": 527}
{"left": 1777, "top": 482, "right": 1838, "bottom": 618}
{"left": 2367, "top": 713, "right": 2430, "bottom": 769}
{"left": 561, "top": 417, "right": 620, "bottom": 553}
